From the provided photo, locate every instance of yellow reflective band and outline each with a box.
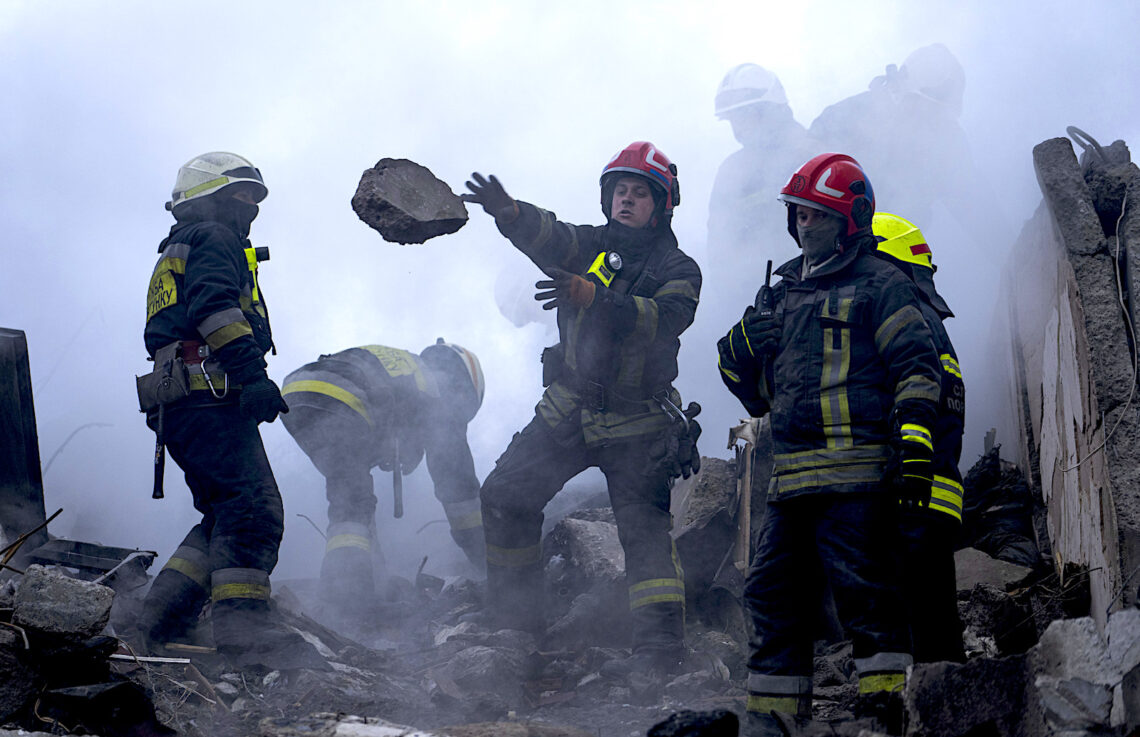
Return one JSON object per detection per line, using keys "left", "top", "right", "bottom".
{"left": 940, "top": 353, "right": 962, "bottom": 378}
{"left": 740, "top": 319, "right": 753, "bottom": 357}
{"left": 629, "top": 577, "right": 683, "bottom": 594}
{"left": 719, "top": 358, "right": 742, "bottom": 384}
{"left": 929, "top": 475, "right": 965, "bottom": 521}
{"left": 630, "top": 592, "right": 686, "bottom": 608}
{"left": 212, "top": 582, "right": 270, "bottom": 602}
{"left": 859, "top": 672, "right": 905, "bottom": 694}
{"left": 204, "top": 321, "right": 254, "bottom": 351}
{"left": 184, "top": 175, "right": 229, "bottom": 199}
{"left": 446, "top": 509, "right": 483, "bottom": 531}
{"left": 874, "top": 305, "right": 923, "bottom": 355}
{"left": 900, "top": 423, "right": 934, "bottom": 451}
{"left": 281, "top": 380, "right": 371, "bottom": 423}
{"left": 896, "top": 374, "right": 942, "bottom": 403}
{"left": 820, "top": 301, "right": 853, "bottom": 449}
{"left": 163, "top": 557, "right": 209, "bottom": 589}
{"left": 188, "top": 372, "right": 229, "bottom": 392}
{"left": 747, "top": 695, "right": 803, "bottom": 714}
{"left": 586, "top": 251, "right": 616, "bottom": 287}
{"left": 629, "top": 293, "right": 659, "bottom": 344}
{"left": 485, "top": 543, "right": 541, "bottom": 568}
{"left": 326, "top": 533, "right": 371, "bottom": 553}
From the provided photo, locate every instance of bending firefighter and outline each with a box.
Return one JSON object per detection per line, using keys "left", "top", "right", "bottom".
{"left": 279, "top": 341, "right": 486, "bottom": 616}
{"left": 873, "top": 212, "right": 966, "bottom": 664}
{"left": 137, "top": 152, "right": 324, "bottom": 670}
{"left": 462, "top": 141, "right": 702, "bottom": 683}
{"left": 717, "top": 153, "right": 941, "bottom": 734}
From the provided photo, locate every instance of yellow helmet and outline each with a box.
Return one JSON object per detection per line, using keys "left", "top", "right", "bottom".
{"left": 873, "top": 212, "right": 933, "bottom": 270}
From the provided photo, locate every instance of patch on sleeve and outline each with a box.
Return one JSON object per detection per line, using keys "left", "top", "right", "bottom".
{"left": 146, "top": 269, "right": 177, "bottom": 320}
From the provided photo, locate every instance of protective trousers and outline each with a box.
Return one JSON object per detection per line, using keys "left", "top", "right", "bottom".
{"left": 744, "top": 493, "right": 911, "bottom": 720}
{"left": 480, "top": 417, "right": 684, "bottom": 651}
{"left": 141, "top": 403, "right": 284, "bottom": 643}
{"left": 899, "top": 508, "right": 965, "bottom": 663}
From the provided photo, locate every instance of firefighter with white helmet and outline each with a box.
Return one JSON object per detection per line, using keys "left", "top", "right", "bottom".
{"left": 280, "top": 339, "right": 487, "bottom": 621}
{"left": 462, "top": 141, "right": 702, "bottom": 689}
{"left": 708, "top": 63, "right": 818, "bottom": 266}
{"left": 138, "top": 151, "right": 326, "bottom": 670}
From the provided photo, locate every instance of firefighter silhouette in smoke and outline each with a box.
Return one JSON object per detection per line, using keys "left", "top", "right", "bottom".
{"left": 462, "top": 141, "right": 702, "bottom": 685}
{"left": 717, "top": 154, "right": 942, "bottom": 733}
{"left": 138, "top": 152, "right": 325, "bottom": 670}
{"left": 279, "top": 341, "right": 486, "bottom": 618}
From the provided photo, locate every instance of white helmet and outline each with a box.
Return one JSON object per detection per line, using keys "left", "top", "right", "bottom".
{"left": 420, "top": 338, "right": 485, "bottom": 421}
{"left": 166, "top": 151, "right": 268, "bottom": 213}
{"left": 714, "top": 63, "right": 788, "bottom": 118}
{"left": 899, "top": 43, "right": 965, "bottom": 114}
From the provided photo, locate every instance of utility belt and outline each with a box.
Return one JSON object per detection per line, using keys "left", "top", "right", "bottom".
{"left": 135, "top": 340, "right": 244, "bottom": 501}
{"left": 541, "top": 344, "right": 657, "bottom": 415}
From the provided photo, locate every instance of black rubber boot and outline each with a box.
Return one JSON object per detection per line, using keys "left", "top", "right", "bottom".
{"left": 212, "top": 599, "right": 329, "bottom": 671}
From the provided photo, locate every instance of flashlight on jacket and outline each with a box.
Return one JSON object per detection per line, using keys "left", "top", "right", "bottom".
{"left": 755, "top": 259, "right": 774, "bottom": 317}
{"left": 244, "top": 247, "right": 270, "bottom": 302}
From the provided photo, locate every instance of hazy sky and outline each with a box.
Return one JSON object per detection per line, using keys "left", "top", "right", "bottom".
{"left": 2, "top": 0, "right": 1137, "bottom": 578}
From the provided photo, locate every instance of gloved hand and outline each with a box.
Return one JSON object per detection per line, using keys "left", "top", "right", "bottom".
{"left": 677, "top": 419, "right": 702, "bottom": 479}
{"left": 722, "top": 306, "right": 780, "bottom": 364}
{"left": 461, "top": 173, "right": 519, "bottom": 223}
{"left": 885, "top": 425, "right": 934, "bottom": 508}
{"left": 536, "top": 268, "right": 597, "bottom": 310}
{"left": 239, "top": 373, "right": 290, "bottom": 424}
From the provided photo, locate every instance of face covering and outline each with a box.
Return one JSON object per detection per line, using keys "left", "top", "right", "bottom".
{"left": 797, "top": 215, "right": 845, "bottom": 264}
{"left": 214, "top": 199, "right": 260, "bottom": 239}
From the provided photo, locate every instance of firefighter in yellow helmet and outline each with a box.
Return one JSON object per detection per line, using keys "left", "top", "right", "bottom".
{"left": 280, "top": 340, "right": 487, "bottom": 621}
{"left": 873, "top": 211, "right": 966, "bottom": 663}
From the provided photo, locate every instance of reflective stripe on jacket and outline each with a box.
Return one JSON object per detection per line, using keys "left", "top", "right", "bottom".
{"left": 723, "top": 241, "right": 941, "bottom": 499}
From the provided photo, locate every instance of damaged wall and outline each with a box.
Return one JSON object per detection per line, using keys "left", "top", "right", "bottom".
{"left": 1003, "top": 135, "right": 1140, "bottom": 629}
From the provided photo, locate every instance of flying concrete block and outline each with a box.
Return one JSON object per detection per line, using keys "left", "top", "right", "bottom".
{"left": 351, "top": 158, "right": 469, "bottom": 244}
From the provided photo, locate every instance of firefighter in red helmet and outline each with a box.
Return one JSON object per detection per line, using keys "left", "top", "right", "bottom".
{"left": 462, "top": 141, "right": 702, "bottom": 688}
{"left": 717, "top": 154, "right": 941, "bottom": 734}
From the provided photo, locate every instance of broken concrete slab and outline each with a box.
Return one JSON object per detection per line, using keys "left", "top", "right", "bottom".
{"left": 13, "top": 564, "right": 113, "bottom": 638}
{"left": 905, "top": 655, "right": 1031, "bottom": 737}
{"left": 260, "top": 712, "right": 443, "bottom": 736}
{"left": 646, "top": 708, "right": 739, "bottom": 736}
{"left": 954, "top": 547, "right": 1032, "bottom": 591}
{"left": 351, "top": 158, "right": 468, "bottom": 244}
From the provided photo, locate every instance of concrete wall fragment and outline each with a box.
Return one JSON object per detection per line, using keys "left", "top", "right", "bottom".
{"left": 1003, "top": 137, "right": 1140, "bottom": 630}
{"left": 0, "top": 328, "right": 48, "bottom": 553}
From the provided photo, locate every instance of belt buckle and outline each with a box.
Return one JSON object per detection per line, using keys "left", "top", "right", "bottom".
{"left": 586, "top": 381, "right": 605, "bottom": 412}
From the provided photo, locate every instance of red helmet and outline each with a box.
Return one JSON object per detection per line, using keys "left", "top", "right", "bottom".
{"left": 777, "top": 153, "right": 875, "bottom": 241}
{"left": 599, "top": 141, "right": 680, "bottom": 217}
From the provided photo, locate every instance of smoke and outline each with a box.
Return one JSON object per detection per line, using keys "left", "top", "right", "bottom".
{"left": 1, "top": 0, "right": 1138, "bottom": 580}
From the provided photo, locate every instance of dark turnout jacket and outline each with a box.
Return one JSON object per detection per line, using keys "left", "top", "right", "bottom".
{"left": 721, "top": 241, "right": 941, "bottom": 499}
{"left": 497, "top": 201, "right": 702, "bottom": 446}
{"left": 144, "top": 219, "right": 272, "bottom": 383}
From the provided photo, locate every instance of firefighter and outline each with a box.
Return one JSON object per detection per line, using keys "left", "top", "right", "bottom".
{"left": 279, "top": 340, "right": 487, "bottom": 617}
{"left": 717, "top": 154, "right": 941, "bottom": 734}
{"left": 708, "top": 63, "right": 818, "bottom": 268}
{"left": 461, "top": 141, "right": 702, "bottom": 682}
{"left": 137, "top": 152, "right": 325, "bottom": 670}
{"left": 873, "top": 212, "right": 967, "bottom": 663}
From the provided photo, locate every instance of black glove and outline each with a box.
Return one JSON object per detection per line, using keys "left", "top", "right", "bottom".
{"left": 722, "top": 306, "right": 780, "bottom": 364}
{"left": 885, "top": 424, "right": 934, "bottom": 508}
{"left": 461, "top": 173, "right": 519, "bottom": 222}
{"left": 677, "top": 418, "right": 702, "bottom": 479}
{"left": 239, "top": 373, "right": 290, "bottom": 424}
{"left": 536, "top": 268, "right": 597, "bottom": 310}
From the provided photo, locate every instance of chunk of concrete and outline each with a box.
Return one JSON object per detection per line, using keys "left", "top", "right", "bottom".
{"left": 434, "top": 645, "right": 528, "bottom": 708}
{"left": 1035, "top": 676, "right": 1113, "bottom": 731}
{"left": 647, "top": 709, "right": 739, "bottom": 736}
{"left": 351, "top": 158, "right": 468, "bottom": 244}
{"left": 905, "top": 655, "right": 1030, "bottom": 737}
{"left": 954, "top": 547, "right": 1032, "bottom": 592}
{"left": 13, "top": 564, "right": 114, "bottom": 638}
